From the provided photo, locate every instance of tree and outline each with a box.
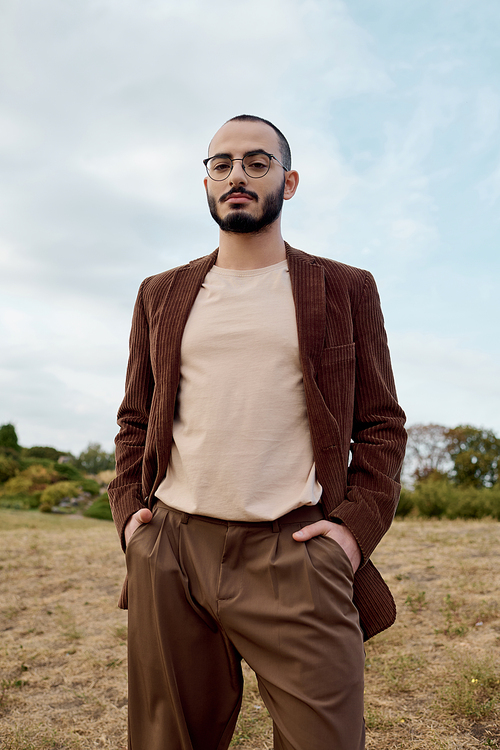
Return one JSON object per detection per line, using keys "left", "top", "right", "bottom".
{"left": 0, "top": 423, "right": 21, "bottom": 452}
{"left": 404, "top": 424, "right": 452, "bottom": 484}
{"left": 445, "top": 425, "right": 500, "bottom": 488}
{"left": 75, "top": 443, "right": 115, "bottom": 475}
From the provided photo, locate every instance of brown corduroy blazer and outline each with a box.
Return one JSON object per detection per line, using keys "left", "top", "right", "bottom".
{"left": 108, "top": 243, "right": 407, "bottom": 640}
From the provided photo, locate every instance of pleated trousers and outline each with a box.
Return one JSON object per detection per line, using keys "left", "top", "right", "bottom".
{"left": 126, "top": 502, "right": 365, "bottom": 750}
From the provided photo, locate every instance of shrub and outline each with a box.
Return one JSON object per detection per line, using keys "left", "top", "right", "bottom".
{"left": 0, "top": 454, "right": 20, "bottom": 483}
{"left": 399, "top": 480, "right": 500, "bottom": 520}
{"left": 84, "top": 493, "right": 113, "bottom": 521}
{"left": 395, "top": 488, "right": 414, "bottom": 517}
{"left": 443, "top": 485, "right": 493, "bottom": 520}
{"left": 54, "top": 462, "right": 85, "bottom": 482}
{"left": 1, "top": 474, "right": 34, "bottom": 496}
{"left": 29, "top": 491, "right": 43, "bottom": 508}
{"left": 0, "top": 464, "right": 58, "bottom": 497}
{"left": 39, "top": 481, "right": 81, "bottom": 512}
{"left": 96, "top": 469, "right": 116, "bottom": 486}
{"left": 485, "top": 486, "right": 500, "bottom": 520}
{"left": 79, "top": 478, "right": 101, "bottom": 496}
{"left": 19, "top": 456, "right": 54, "bottom": 470}
{"left": 22, "top": 446, "right": 68, "bottom": 461}
{"left": 0, "top": 492, "right": 41, "bottom": 510}
{"left": 23, "top": 464, "right": 58, "bottom": 488}
{"left": 412, "top": 480, "right": 451, "bottom": 518}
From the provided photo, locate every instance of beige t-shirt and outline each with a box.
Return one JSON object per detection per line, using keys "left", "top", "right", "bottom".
{"left": 156, "top": 259, "right": 322, "bottom": 520}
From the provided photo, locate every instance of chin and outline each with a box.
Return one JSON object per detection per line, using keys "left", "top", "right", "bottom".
{"left": 208, "top": 190, "right": 282, "bottom": 234}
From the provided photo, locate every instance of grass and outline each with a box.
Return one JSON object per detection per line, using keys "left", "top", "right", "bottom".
{"left": 0, "top": 510, "right": 499, "bottom": 749}
{"left": 439, "top": 655, "right": 499, "bottom": 719}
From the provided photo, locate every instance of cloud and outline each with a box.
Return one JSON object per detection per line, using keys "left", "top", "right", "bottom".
{"left": 1, "top": 0, "right": 499, "bottom": 452}
{"left": 391, "top": 331, "right": 500, "bottom": 433}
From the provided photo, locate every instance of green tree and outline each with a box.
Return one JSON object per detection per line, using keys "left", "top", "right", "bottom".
{"left": 445, "top": 425, "right": 500, "bottom": 488}
{"left": 0, "top": 423, "right": 20, "bottom": 452}
{"left": 75, "top": 443, "right": 115, "bottom": 475}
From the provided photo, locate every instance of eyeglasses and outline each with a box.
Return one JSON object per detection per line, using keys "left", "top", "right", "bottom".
{"left": 203, "top": 151, "right": 287, "bottom": 181}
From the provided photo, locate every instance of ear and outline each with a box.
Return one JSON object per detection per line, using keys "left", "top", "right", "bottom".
{"left": 203, "top": 176, "right": 208, "bottom": 192}
{"left": 283, "top": 170, "right": 299, "bottom": 201}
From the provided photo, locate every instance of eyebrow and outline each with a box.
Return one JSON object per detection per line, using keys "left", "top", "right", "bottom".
{"left": 209, "top": 149, "right": 270, "bottom": 159}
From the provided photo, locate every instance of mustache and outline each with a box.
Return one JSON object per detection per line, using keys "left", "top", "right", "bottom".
{"left": 219, "top": 187, "right": 259, "bottom": 203}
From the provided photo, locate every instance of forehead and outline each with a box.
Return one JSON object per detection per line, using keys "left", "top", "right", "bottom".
{"left": 208, "top": 120, "right": 280, "bottom": 157}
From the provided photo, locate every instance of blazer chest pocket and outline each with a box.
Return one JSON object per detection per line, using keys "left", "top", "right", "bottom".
{"left": 316, "top": 343, "right": 356, "bottom": 418}
{"left": 318, "top": 342, "right": 355, "bottom": 370}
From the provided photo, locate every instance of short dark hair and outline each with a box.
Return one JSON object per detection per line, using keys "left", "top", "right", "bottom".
{"left": 225, "top": 114, "right": 292, "bottom": 171}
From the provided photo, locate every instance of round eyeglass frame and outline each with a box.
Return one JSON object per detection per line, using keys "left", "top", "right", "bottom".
{"left": 203, "top": 151, "right": 288, "bottom": 181}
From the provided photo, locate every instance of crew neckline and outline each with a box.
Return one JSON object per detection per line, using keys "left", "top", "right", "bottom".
{"left": 211, "top": 259, "right": 288, "bottom": 277}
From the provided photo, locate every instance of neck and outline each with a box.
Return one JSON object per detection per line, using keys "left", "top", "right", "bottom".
{"left": 215, "top": 220, "right": 286, "bottom": 270}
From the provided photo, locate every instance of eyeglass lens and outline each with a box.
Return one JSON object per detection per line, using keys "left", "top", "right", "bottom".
{"left": 207, "top": 153, "right": 271, "bottom": 180}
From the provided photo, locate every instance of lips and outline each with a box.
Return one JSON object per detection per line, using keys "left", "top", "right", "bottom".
{"left": 225, "top": 194, "right": 254, "bottom": 204}
{"left": 220, "top": 188, "right": 259, "bottom": 204}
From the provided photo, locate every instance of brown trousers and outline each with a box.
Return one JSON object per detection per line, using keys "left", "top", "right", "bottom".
{"left": 126, "top": 503, "right": 365, "bottom": 750}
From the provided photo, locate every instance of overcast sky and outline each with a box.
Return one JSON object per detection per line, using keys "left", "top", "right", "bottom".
{"left": 1, "top": 0, "right": 499, "bottom": 454}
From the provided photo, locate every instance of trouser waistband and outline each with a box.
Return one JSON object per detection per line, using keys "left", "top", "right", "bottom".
{"left": 155, "top": 500, "right": 325, "bottom": 532}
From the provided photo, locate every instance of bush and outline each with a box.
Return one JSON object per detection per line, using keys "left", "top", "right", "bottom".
{"left": 400, "top": 480, "right": 500, "bottom": 520}
{"left": 19, "top": 456, "right": 55, "bottom": 470}
{"left": 96, "top": 469, "right": 116, "bottom": 486}
{"left": 1, "top": 474, "right": 34, "bottom": 496}
{"left": 395, "top": 488, "right": 415, "bottom": 517}
{"left": 0, "top": 492, "right": 41, "bottom": 510}
{"left": 412, "top": 480, "right": 453, "bottom": 518}
{"left": 443, "top": 486, "right": 491, "bottom": 520}
{"left": 0, "top": 453, "right": 21, "bottom": 483}
{"left": 39, "top": 481, "right": 82, "bottom": 512}
{"left": 450, "top": 485, "right": 500, "bottom": 519}
{"left": 54, "top": 462, "right": 85, "bottom": 482}
{"left": 79, "top": 478, "right": 101, "bottom": 496}
{"left": 487, "top": 487, "right": 500, "bottom": 520}
{"left": 23, "top": 464, "right": 58, "bottom": 488}
{"left": 23, "top": 446, "right": 69, "bottom": 461}
{"left": 84, "top": 493, "right": 113, "bottom": 521}
{"left": 0, "top": 464, "right": 58, "bottom": 497}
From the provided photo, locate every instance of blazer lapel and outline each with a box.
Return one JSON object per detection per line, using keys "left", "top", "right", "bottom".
{"left": 153, "top": 250, "right": 218, "bottom": 483}
{"left": 286, "top": 243, "right": 342, "bottom": 462}
{"left": 286, "top": 243, "right": 326, "bottom": 377}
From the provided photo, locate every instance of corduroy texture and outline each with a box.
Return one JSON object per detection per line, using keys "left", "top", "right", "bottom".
{"left": 108, "top": 243, "right": 407, "bottom": 640}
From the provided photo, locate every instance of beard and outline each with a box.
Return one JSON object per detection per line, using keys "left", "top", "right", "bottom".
{"left": 207, "top": 178, "right": 285, "bottom": 234}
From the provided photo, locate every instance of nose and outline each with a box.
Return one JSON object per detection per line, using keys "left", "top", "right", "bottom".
{"left": 229, "top": 160, "right": 248, "bottom": 186}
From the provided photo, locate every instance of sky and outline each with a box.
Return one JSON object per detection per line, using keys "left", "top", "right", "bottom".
{"left": 1, "top": 0, "right": 499, "bottom": 455}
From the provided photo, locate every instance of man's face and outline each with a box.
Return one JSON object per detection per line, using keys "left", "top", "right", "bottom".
{"left": 204, "top": 120, "right": 287, "bottom": 234}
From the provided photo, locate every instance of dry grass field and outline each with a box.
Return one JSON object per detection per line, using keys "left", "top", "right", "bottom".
{"left": 1, "top": 510, "right": 499, "bottom": 749}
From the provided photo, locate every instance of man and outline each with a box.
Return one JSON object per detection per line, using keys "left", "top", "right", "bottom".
{"left": 109, "top": 115, "right": 407, "bottom": 750}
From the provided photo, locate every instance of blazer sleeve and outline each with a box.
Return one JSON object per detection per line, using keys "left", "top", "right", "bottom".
{"left": 108, "top": 281, "right": 154, "bottom": 550}
{"left": 330, "top": 272, "right": 407, "bottom": 562}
